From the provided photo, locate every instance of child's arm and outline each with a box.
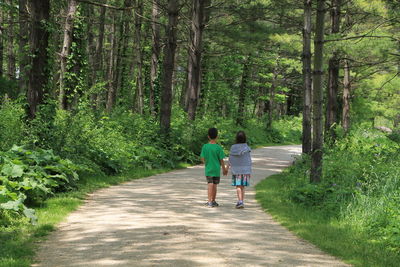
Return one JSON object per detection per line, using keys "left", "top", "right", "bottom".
{"left": 220, "top": 159, "right": 228, "bottom": 176}
{"left": 201, "top": 157, "right": 205, "bottom": 164}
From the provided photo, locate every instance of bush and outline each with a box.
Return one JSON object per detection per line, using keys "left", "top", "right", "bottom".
{"left": 0, "top": 101, "right": 25, "bottom": 151}
{"left": 284, "top": 127, "right": 400, "bottom": 252}
{"left": 0, "top": 145, "right": 81, "bottom": 223}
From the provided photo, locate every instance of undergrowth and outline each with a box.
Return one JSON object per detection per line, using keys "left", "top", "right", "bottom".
{"left": 256, "top": 127, "right": 400, "bottom": 266}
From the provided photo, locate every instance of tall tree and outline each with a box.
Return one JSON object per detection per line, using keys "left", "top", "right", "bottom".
{"left": 302, "top": 0, "right": 312, "bottom": 154}
{"left": 92, "top": 3, "right": 106, "bottom": 109}
{"left": 150, "top": 0, "right": 161, "bottom": 116}
{"left": 342, "top": 59, "right": 351, "bottom": 132}
{"left": 106, "top": 13, "right": 117, "bottom": 112}
{"left": 267, "top": 62, "right": 279, "bottom": 128}
{"left": 27, "top": 0, "right": 50, "bottom": 118}
{"left": 59, "top": 0, "right": 78, "bottom": 110}
{"left": 311, "top": 0, "right": 326, "bottom": 183}
{"left": 18, "top": 0, "right": 29, "bottom": 92}
{"left": 160, "top": 0, "right": 179, "bottom": 134}
{"left": 237, "top": 55, "right": 251, "bottom": 126}
{"left": 0, "top": 9, "right": 3, "bottom": 77}
{"left": 6, "top": 0, "right": 16, "bottom": 80}
{"left": 186, "top": 0, "right": 211, "bottom": 121}
{"left": 133, "top": 0, "right": 144, "bottom": 114}
{"left": 325, "top": 0, "right": 342, "bottom": 139}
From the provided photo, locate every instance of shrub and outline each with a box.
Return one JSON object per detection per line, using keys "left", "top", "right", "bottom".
{"left": 0, "top": 101, "right": 25, "bottom": 151}
{"left": 0, "top": 145, "right": 80, "bottom": 223}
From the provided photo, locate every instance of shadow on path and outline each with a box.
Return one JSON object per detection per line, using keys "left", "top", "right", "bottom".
{"left": 34, "top": 145, "right": 349, "bottom": 266}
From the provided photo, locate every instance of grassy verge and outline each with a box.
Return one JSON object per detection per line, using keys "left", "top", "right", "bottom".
{"left": 0, "top": 165, "right": 187, "bottom": 267}
{"left": 255, "top": 172, "right": 400, "bottom": 267}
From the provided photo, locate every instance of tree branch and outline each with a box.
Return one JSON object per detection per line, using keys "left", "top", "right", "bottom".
{"left": 325, "top": 34, "right": 397, "bottom": 43}
{"left": 76, "top": 0, "right": 133, "bottom": 10}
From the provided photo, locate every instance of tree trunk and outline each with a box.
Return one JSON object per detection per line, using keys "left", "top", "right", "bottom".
{"left": 86, "top": 4, "right": 95, "bottom": 88}
{"left": 0, "top": 9, "right": 4, "bottom": 77}
{"left": 133, "top": 0, "right": 144, "bottom": 114}
{"left": 160, "top": 0, "right": 179, "bottom": 134}
{"left": 27, "top": 0, "right": 50, "bottom": 118}
{"left": 267, "top": 64, "right": 279, "bottom": 128}
{"left": 325, "top": 0, "right": 341, "bottom": 139}
{"left": 92, "top": 4, "right": 106, "bottom": 109}
{"left": 150, "top": 0, "right": 161, "bottom": 116}
{"left": 302, "top": 0, "right": 312, "bottom": 154}
{"left": 186, "top": 0, "right": 211, "bottom": 121}
{"left": 59, "top": 0, "right": 78, "bottom": 110}
{"left": 6, "top": 0, "right": 16, "bottom": 80}
{"left": 256, "top": 76, "right": 266, "bottom": 118}
{"left": 236, "top": 56, "right": 251, "bottom": 126}
{"left": 106, "top": 13, "right": 117, "bottom": 112}
{"left": 19, "top": 0, "right": 29, "bottom": 92}
{"left": 311, "top": 0, "right": 326, "bottom": 184}
{"left": 117, "top": 0, "right": 132, "bottom": 102}
{"left": 342, "top": 59, "right": 351, "bottom": 133}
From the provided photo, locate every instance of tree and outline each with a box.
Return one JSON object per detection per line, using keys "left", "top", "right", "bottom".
{"left": 342, "top": 59, "right": 351, "bottom": 132}
{"left": 6, "top": 0, "right": 16, "bottom": 80}
{"left": 0, "top": 8, "right": 3, "bottom": 77}
{"left": 106, "top": 12, "right": 117, "bottom": 112}
{"left": 311, "top": 0, "right": 326, "bottom": 183}
{"left": 325, "top": 0, "right": 342, "bottom": 140}
{"left": 302, "top": 0, "right": 312, "bottom": 154}
{"left": 27, "top": 0, "right": 50, "bottom": 118}
{"left": 59, "top": 0, "right": 79, "bottom": 110}
{"left": 186, "top": 0, "right": 211, "bottom": 121}
{"left": 133, "top": 0, "right": 144, "bottom": 114}
{"left": 18, "top": 0, "right": 29, "bottom": 92}
{"left": 91, "top": 2, "right": 106, "bottom": 109}
{"left": 150, "top": 0, "right": 161, "bottom": 116}
{"left": 237, "top": 55, "right": 251, "bottom": 126}
{"left": 160, "top": 0, "right": 179, "bottom": 134}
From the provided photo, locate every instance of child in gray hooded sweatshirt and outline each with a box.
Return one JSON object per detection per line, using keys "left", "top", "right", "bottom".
{"left": 228, "top": 131, "right": 252, "bottom": 209}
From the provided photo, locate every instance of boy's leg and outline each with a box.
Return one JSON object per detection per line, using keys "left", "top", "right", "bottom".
{"left": 241, "top": 186, "right": 245, "bottom": 201}
{"left": 212, "top": 183, "right": 217, "bottom": 201}
{"left": 208, "top": 182, "right": 214, "bottom": 203}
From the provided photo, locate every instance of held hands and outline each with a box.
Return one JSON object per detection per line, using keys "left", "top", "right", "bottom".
{"left": 223, "top": 164, "right": 229, "bottom": 176}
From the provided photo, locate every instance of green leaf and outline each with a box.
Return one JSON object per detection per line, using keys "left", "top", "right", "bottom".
{"left": 0, "top": 199, "right": 21, "bottom": 211}
{"left": 23, "top": 207, "right": 37, "bottom": 225}
{"left": 1, "top": 163, "right": 24, "bottom": 178}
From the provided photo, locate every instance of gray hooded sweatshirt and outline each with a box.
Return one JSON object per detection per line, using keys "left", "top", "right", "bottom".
{"left": 229, "top": 143, "right": 252, "bottom": 175}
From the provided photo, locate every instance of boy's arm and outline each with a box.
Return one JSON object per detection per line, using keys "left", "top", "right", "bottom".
{"left": 220, "top": 159, "right": 228, "bottom": 175}
{"left": 201, "top": 157, "right": 205, "bottom": 164}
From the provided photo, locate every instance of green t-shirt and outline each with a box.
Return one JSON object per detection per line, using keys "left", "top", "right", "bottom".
{"left": 200, "top": 143, "right": 225, "bottom": 177}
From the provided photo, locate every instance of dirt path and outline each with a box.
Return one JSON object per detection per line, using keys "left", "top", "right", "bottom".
{"left": 34, "top": 145, "right": 349, "bottom": 267}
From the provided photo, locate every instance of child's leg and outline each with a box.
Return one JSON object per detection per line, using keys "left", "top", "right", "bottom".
{"left": 236, "top": 186, "right": 243, "bottom": 201}
{"left": 241, "top": 186, "right": 245, "bottom": 201}
{"left": 208, "top": 183, "right": 214, "bottom": 203}
{"left": 212, "top": 184, "right": 217, "bottom": 201}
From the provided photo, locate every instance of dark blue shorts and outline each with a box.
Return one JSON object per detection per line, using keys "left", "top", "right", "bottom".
{"left": 206, "top": 176, "right": 220, "bottom": 184}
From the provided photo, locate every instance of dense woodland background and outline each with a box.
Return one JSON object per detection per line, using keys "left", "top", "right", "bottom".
{"left": 0, "top": 0, "right": 400, "bottom": 266}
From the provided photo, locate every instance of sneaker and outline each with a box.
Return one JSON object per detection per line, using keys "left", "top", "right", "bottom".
{"left": 235, "top": 201, "right": 244, "bottom": 209}
{"left": 205, "top": 202, "right": 213, "bottom": 208}
{"left": 212, "top": 201, "right": 219, "bottom": 207}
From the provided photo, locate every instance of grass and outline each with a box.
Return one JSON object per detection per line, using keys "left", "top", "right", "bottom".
{"left": 255, "top": 172, "right": 400, "bottom": 267}
{"left": 0, "top": 165, "right": 187, "bottom": 267}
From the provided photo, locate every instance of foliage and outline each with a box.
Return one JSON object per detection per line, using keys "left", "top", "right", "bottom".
{"left": 0, "top": 145, "right": 80, "bottom": 223}
{"left": 257, "top": 128, "right": 400, "bottom": 265}
{"left": 0, "top": 101, "right": 26, "bottom": 151}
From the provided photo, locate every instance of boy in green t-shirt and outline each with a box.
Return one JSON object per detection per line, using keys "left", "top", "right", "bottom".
{"left": 200, "top": 128, "right": 228, "bottom": 207}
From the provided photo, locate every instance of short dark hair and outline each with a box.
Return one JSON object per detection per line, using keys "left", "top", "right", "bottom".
{"left": 208, "top": 128, "right": 218, "bottom": 139}
{"left": 236, "top": 131, "right": 246, "bottom": 143}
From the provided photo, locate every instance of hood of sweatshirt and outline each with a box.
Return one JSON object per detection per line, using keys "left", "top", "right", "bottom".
{"left": 230, "top": 143, "right": 251, "bottom": 156}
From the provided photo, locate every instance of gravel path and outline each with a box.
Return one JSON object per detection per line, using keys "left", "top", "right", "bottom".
{"left": 34, "top": 145, "right": 349, "bottom": 266}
